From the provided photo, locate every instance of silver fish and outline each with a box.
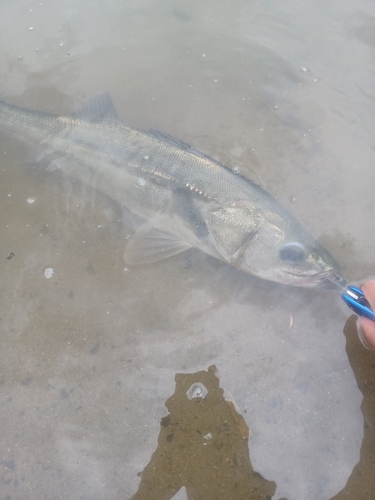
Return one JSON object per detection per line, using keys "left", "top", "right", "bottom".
{"left": 0, "top": 93, "right": 340, "bottom": 287}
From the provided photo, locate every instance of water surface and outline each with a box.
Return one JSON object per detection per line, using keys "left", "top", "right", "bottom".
{"left": 1, "top": 1, "right": 375, "bottom": 499}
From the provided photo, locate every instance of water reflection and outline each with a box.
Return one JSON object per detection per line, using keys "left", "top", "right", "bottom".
{"left": 131, "top": 365, "right": 279, "bottom": 500}
{"left": 330, "top": 316, "right": 375, "bottom": 500}
{"left": 130, "top": 323, "right": 375, "bottom": 500}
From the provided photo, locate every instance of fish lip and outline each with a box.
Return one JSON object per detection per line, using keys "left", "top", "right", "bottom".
{"left": 281, "top": 269, "right": 345, "bottom": 289}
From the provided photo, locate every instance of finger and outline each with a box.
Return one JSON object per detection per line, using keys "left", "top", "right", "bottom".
{"left": 358, "top": 317, "right": 375, "bottom": 350}
{"left": 361, "top": 279, "right": 375, "bottom": 311}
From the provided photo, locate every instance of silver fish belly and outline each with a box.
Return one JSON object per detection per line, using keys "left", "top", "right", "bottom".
{"left": 0, "top": 93, "right": 340, "bottom": 287}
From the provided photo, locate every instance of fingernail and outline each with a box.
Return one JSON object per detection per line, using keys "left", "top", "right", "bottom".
{"left": 357, "top": 319, "right": 371, "bottom": 349}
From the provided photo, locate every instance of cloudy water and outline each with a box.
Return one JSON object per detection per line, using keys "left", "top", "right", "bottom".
{"left": 1, "top": 1, "right": 375, "bottom": 499}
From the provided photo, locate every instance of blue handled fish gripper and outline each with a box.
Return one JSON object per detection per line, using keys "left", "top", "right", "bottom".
{"left": 341, "top": 285, "right": 375, "bottom": 321}
{"left": 325, "top": 274, "right": 375, "bottom": 321}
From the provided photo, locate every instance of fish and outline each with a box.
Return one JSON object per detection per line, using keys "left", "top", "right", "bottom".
{"left": 0, "top": 92, "right": 341, "bottom": 288}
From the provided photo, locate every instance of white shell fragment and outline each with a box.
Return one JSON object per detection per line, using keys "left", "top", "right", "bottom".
{"left": 44, "top": 268, "right": 54, "bottom": 279}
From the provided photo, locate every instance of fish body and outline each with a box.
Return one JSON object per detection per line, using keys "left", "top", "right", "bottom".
{"left": 0, "top": 93, "right": 340, "bottom": 287}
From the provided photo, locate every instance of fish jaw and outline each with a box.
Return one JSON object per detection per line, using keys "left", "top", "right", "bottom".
{"left": 274, "top": 269, "right": 344, "bottom": 289}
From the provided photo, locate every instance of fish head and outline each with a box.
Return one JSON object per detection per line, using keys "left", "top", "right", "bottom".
{"left": 238, "top": 226, "right": 341, "bottom": 288}
{"left": 206, "top": 203, "right": 341, "bottom": 288}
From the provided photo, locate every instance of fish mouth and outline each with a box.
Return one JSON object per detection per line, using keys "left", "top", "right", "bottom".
{"left": 281, "top": 270, "right": 347, "bottom": 289}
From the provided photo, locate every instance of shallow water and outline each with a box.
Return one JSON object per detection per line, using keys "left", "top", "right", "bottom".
{"left": 1, "top": 1, "right": 375, "bottom": 499}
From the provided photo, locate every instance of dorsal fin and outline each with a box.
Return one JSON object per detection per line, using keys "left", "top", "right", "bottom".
{"left": 72, "top": 92, "right": 119, "bottom": 123}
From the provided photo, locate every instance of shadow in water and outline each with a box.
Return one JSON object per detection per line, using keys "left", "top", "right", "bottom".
{"left": 130, "top": 317, "right": 375, "bottom": 500}
{"left": 329, "top": 315, "right": 375, "bottom": 500}
{"left": 130, "top": 365, "right": 283, "bottom": 500}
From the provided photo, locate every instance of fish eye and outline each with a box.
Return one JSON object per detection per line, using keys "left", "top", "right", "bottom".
{"left": 279, "top": 242, "right": 306, "bottom": 264}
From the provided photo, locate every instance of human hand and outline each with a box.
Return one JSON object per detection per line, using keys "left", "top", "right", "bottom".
{"left": 358, "top": 280, "right": 375, "bottom": 350}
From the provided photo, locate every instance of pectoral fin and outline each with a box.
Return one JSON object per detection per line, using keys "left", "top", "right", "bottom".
{"left": 205, "top": 205, "right": 260, "bottom": 259}
{"left": 124, "top": 224, "right": 191, "bottom": 265}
